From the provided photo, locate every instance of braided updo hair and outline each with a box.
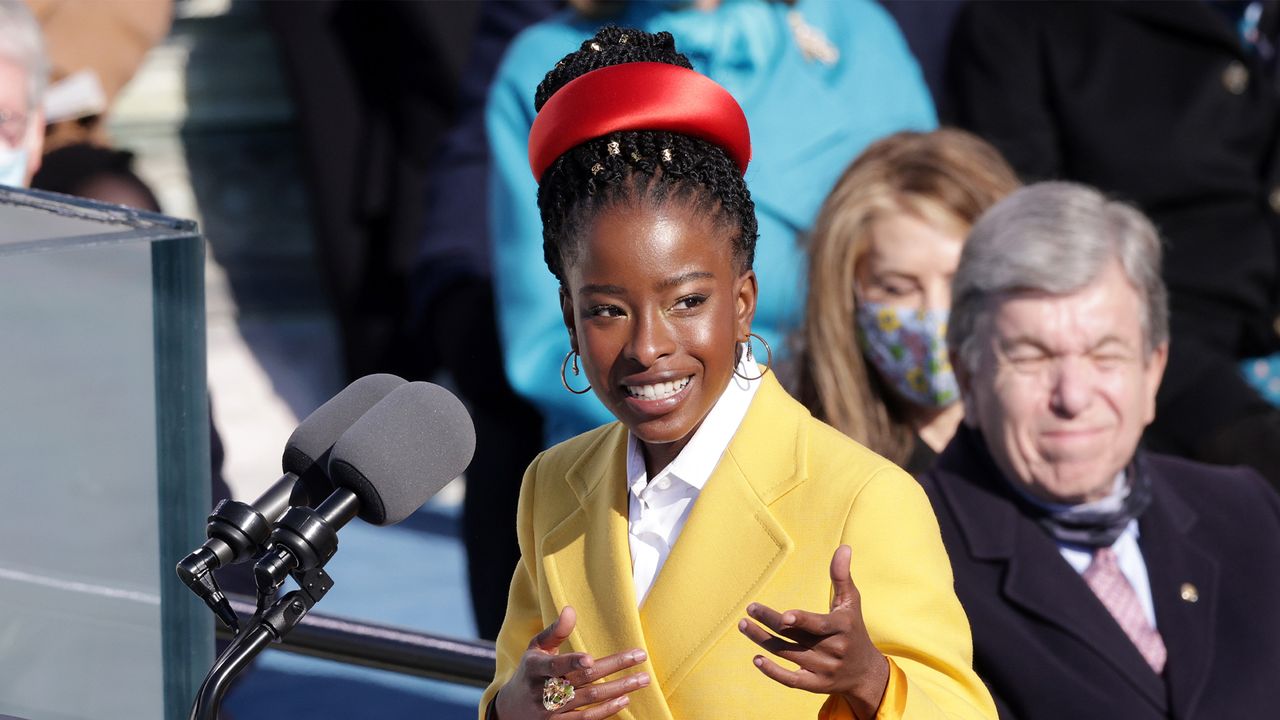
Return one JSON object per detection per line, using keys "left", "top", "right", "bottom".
{"left": 535, "top": 26, "right": 758, "bottom": 288}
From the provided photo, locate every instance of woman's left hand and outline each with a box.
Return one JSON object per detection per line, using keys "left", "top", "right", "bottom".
{"left": 737, "top": 545, "right": 889, "bottom": 719}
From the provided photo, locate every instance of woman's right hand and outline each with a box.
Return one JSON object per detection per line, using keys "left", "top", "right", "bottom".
{"left": 493, "top": 606, "right": 651, "bottom": 720}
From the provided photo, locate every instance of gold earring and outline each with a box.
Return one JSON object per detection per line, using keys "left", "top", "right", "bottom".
{"left": 733, "top": 332, "right": 772, "bottom": 381}
{"left": 560, "top": 350, "right": 592, "bottom": 394}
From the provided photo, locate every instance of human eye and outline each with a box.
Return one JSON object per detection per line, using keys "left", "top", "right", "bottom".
{"left": 0, "top": 109, "right": 26, "bottom": 148}
{"left": 881, "top": 280, "right": 917, "bottom": 298}
{"left": 1003, "top": 345, "right": 1051, "bottom": 372}
{"left": 671, "top": 294, "right": 707, "bottom": 312}
{"left": 864, "top": 274, "right": 919, "bottom": 301}
{"left": 1092, "top": 346, "right": 1132, "bottom": 370}
{"left": 587, "top": 304, "right": 625, "bottom": 319}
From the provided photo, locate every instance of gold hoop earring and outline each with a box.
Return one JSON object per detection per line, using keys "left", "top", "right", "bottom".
{"left": 560, "top": 350, "right": 592, "bottom": 394}
{"left": 734, "top": 332, "right": 772, "bottom": 381}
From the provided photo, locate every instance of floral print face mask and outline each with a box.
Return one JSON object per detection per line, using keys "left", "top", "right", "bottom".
{"left": 855, "top": 301, "right": 959, "bottom": 408}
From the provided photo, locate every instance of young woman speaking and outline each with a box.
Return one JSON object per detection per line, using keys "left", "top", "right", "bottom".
{"left": 481, "top": 27, "right": 995, "bottom": 720}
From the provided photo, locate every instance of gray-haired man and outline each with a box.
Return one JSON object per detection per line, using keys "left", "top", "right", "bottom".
{"left": 918, "top": 181, "right": 1280, "bottom": 719}
{"left": 0, "top": 0, "right": 47, "bottom": 188}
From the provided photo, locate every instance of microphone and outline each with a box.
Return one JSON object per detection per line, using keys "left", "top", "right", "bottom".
{"left": 254, "top": 381, "right": 476, "bottom": 590}
{"left": 177, "top": 373, "right": 407, "bottom": 630}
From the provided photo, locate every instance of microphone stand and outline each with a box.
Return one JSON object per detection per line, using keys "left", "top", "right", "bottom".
{"left": 189, "top": 567, "right": 334, "bottom": 720}
{"left": 189, "top": 489, "right": 353, "bottom": 719}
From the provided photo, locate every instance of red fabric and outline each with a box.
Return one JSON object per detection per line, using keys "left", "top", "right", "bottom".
{"left": 528, "top": 62, "right": 751, "bottom": 181}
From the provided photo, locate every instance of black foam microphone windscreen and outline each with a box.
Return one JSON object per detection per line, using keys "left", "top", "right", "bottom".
{"left": 326, "top": 381, "right": 476, "bottom": 526}
{"left": 281, "top": 373, "right": 407, "bottom": 502}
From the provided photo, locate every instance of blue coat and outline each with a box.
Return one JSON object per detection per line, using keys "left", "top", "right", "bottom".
{"left": 918, "top": 427, "right": 1280, "bottom": 719}
{"left": 486, "top": 0, "right": 936, "bottom": 444}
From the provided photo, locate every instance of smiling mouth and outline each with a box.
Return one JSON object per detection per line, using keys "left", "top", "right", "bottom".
{"left": 624, "top": 376, "right": 692, "bottom": 401}
{"left": 1041, "top": 428, "right": 1111, "bottom": 445}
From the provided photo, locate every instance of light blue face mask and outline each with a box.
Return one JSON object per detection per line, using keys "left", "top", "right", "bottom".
{"left": 0, "top": 145, "right": 28, "bottom": 187}
{"left": 855, "top": 300, "right": 959, "bottom": 408}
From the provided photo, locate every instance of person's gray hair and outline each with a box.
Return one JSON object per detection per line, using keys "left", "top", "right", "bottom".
{"left": 948, "top": 181, "right": 1169, "bottom": 372}
{"left": 0, "top": 0, "right": 49, "bottom": 112}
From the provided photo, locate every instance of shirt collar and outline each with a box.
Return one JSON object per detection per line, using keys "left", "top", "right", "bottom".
{"left": 626, "top": 352, "right": 762, "bottom": 497}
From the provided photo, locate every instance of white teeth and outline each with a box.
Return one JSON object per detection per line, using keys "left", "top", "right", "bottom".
{"left": 626, "top": 376, "right": 690, "bottom": 400}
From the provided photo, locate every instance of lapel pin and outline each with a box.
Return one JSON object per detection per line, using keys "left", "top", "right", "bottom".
{"left": 1180, "top": 582, "right": 1199, "bottom": 603}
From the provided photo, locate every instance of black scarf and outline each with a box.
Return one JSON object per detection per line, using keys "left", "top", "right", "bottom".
{"left": 961, "top": 426, "right": 1153, "bottom": 548}
{"left": 1023, "top": 455, "right": 1152, "bottom": 548}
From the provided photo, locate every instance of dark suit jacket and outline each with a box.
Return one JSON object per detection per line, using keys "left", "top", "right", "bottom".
{"left": 946, "top": 1, "right": 1280, "bottom": 475}
{"left": 918, "top": 427, "right": 1280, "bottom": 719}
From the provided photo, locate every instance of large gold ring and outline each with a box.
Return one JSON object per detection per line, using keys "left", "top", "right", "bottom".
{"left": 542, "top": 676, "right": 575, "bottom": 712}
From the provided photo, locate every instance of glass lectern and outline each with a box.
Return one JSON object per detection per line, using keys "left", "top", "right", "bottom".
{"left": 0, "top": 187, "right": 211, "bottom": 720}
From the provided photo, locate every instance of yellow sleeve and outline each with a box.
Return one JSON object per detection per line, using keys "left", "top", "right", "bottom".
{"left": 840, "top": 468, "right": 998, "bottom": 720}
{"left": 478, "top": 454, "right": 550, "bottom": 719}
{"left": 818, "top": 657, "right": 909, "bottom": 720}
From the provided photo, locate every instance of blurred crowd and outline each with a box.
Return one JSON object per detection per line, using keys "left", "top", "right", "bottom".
{"left": 3, "top": 0, "right": 1280, "bottom": 717}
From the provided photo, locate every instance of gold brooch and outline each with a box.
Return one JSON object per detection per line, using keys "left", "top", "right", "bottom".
{"left": 1180, "top": 583, "right": 1199, "bottom": 603}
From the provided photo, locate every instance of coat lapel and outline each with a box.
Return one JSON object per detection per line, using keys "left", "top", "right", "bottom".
{"left": 999, "top": 523, "right": 1168, "bottom": 711}
{"left": 936, "top": 429, "right": 1168, "bottom": 712}
{"left": 1138, "top": 464, "right": 1219, "bottom": 720}
{"left": 1115, "top": 1, "right": 1246, "bottom": 57}
{"left": 638, "top": 374, "right": 800, "bottom": 696}
{"left": 539, "top": 424, "right": 674, "bottom": 720}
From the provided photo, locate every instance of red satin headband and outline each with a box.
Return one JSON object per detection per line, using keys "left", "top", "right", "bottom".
{"left": 528, "top": 62, "right": 752, "bottom": 181}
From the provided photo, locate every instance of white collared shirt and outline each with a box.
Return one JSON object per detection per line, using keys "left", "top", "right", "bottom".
{"left": 626, "top": 354, "right": 761, "bottom": 606}
{"left": 1059, "top": 520, "right": 1157, "bottom": 629}
{"left": 1009, "top": 471, "right": 1158, "bottom": 628}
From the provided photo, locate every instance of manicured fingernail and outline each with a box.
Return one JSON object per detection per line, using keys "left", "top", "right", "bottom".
{"left": 782, "top": 613, "right": 795, "bottom": 626}
{"left": 637, "top": 672, "right": 650, "bottom": 686}
{"left": 753, "top": 656, "right": 764, "bottom": 667}
{"left": 576, "top": 657, "right": 591, "bottom": 669}
{"left": 738, "top": 619, "right": 747, "bottom": 631}
{"left": 618, "top": 696, "right": 630, "bottom": 707}
{"left": 747, "top": 603, "right": 758, "bottom": 613}
{"left": 631, "top": 650, "right": 647, "bottom": 662}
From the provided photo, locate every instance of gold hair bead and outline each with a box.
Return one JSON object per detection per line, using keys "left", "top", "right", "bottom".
{"left": 619, "top": 34, "right": 630, "bottom": 44}
{"left": 590, "top": 163, "right": 604, "bottom": 175}
{"left": 607, "top": 141, "right": 620, "bottom": 156}
{"left": 590, "top": 42, "right": 602, "bottom": 52}
{"left": 630, "top": 151, "right": 642, "bottom": 162}
{"left": 661, "top": 148, "right": 673, "bottom": 162}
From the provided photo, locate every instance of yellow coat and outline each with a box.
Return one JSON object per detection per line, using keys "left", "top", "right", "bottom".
{"left": 481, "top": 374, "right": 996, "bottom": 719}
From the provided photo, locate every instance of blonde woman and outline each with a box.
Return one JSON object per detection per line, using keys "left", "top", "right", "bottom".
{"left": 795, "top": 129, "right": 1019, "bottom": 473}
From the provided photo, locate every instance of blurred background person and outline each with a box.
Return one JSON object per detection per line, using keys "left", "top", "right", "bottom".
{"left": 26, "top": 0, "right": 170, "bottom": 210}
{"left": 262, "top": 1, "right": 549, "bottom": 643}
{"left": 26, "top": 0, "right": 170, "bottom": 151}
{"left": 13, "top": 0, "right": 238, "bottom": 519}
{"left": 793, "top": 128, "right": 1019, "bottom": 473}
{"left": 947, "top": 1, "right": 1280, "bottom": 487}
{"left": 260, "top": 0, "right": 477, "bottom": 383}
{"left": 408, "top": 0, "right": 560, "bottom": 641}
{"left": 923, "top": 181, "right": 1280, "bottom": 718}
{"left": 0, "top": 0, "right": 46, "bottom": 188}
{"left": 489, "top": 0, "right": 937, "bottom": 453}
